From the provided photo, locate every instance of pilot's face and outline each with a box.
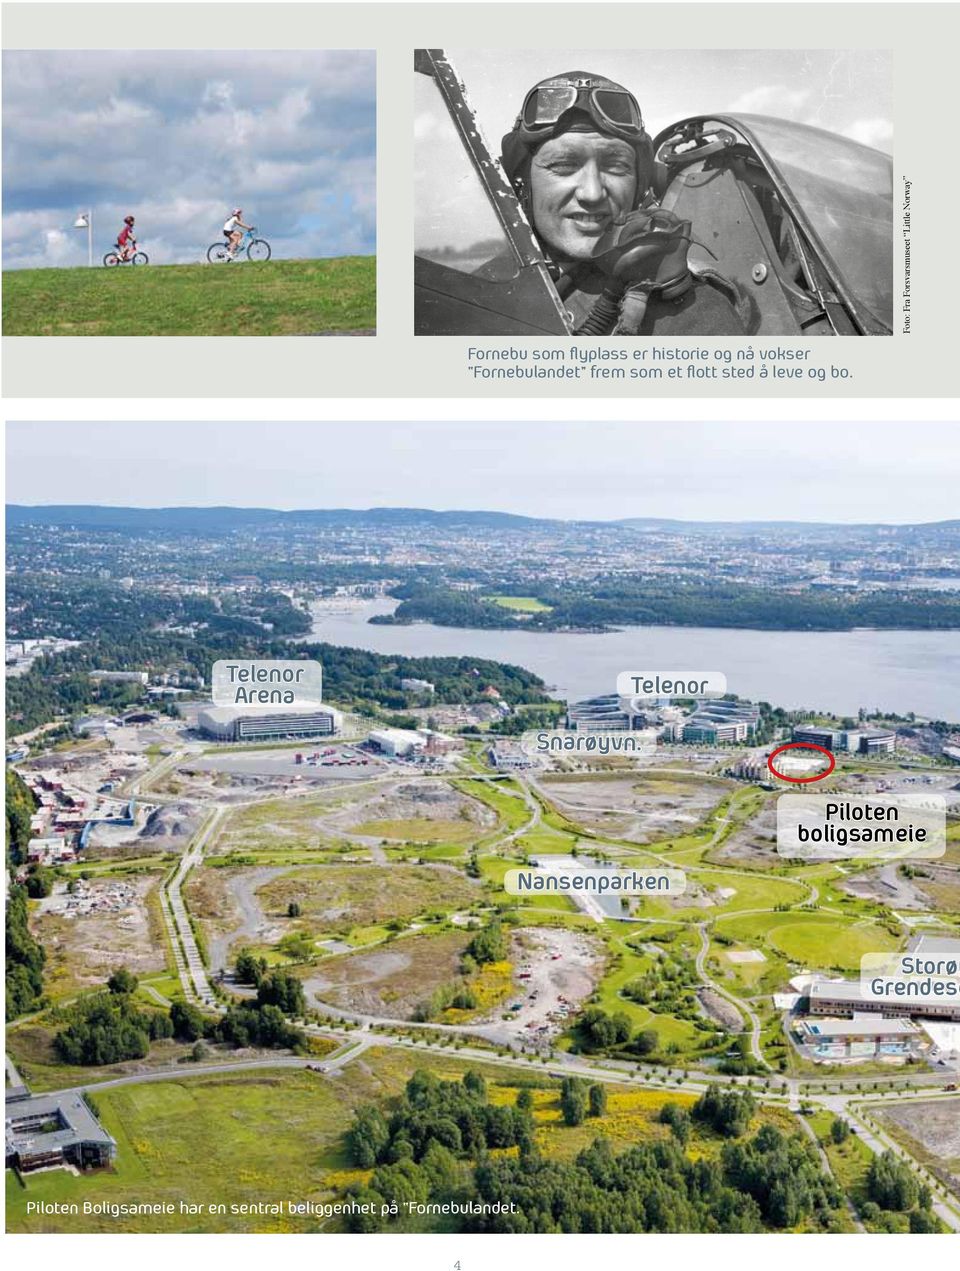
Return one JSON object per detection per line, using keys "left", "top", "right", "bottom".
{"left": 529, "top": 132, "right": 637, "bottom": 261}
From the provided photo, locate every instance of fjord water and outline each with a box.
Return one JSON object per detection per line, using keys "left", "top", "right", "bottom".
{"left": 306, "top": 599, "right": 960, "bottom": 720}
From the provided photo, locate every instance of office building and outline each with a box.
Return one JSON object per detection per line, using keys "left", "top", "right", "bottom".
{"left": 6, "top": 1089, "right": 116, "bottom": 1173}
{"left": 792, "top": 724, "right": 895, "bottom": 755}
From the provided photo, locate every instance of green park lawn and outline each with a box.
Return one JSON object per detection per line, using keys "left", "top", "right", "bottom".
{"left": 3, "top": 256, "right": 375, "bottom": 336}
{"left": 5, "top": 1056, "right": 425, "bottom": 1232}
{"left": 716, "top": 910, "right": 900, "bottom": 971}
{"left": 490, "top": 595, "right": 553, "bottom": 613}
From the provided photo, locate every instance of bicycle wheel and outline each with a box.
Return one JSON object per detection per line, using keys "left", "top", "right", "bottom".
{"left": 247, "top": 238, "right": 271, "bottom": 262}
{"left": 103, "top": 252, "right": 120, "bottom": 268}
{"left": 207, "top": 241, "right": 230, "bottom": 263}
{"left": 132, "top": 251, "right": 149, "bottom": 265}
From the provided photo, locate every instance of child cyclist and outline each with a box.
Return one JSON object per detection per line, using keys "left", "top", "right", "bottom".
{"left": 116, "top": 215, "right": 137, "bottom": 261}
{"left": 223, "top": 208, "right": 253, "bottom": 258}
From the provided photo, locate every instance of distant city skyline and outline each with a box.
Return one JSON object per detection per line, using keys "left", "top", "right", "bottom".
{"left": 6, "top": 420, "right": 957, "bottom": 524}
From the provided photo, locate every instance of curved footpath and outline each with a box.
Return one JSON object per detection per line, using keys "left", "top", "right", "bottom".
{"left": 97, "top": 751, "right": 960, "bottom": 1230}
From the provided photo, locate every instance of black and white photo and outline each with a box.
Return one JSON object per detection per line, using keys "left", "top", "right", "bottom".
{"left": 415, "top": 48, "right": 893, "bottom": 337}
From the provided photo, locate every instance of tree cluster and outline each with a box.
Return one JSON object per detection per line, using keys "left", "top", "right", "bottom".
{"left": 721, "top": 1124, "right": 841, "bottom": 1228}
{"left": 464, "top": 919, "right": 506, "bottom": 966}
{"left": 170, "top": 999, "right": 207, "bottom": 1042}
{"left": 575, "top": 1007, "right": 633, "bottom": 1054}
{"left": 470, "top": 1127, "right": 842, "bottom": 1233}
{"left": 5, "top": 768, "right": 36, "bottom": 866}
{"left": 866, "top": 1150, "right": 919, "bottom": 1212}
{"left": 54, "top": 981, "right": 172, "bottom": 1066}
{"left": 622, "top": 956, "right": 699, "bottom": 1021}
{"left": 52, "top": 954, "right": 309, "bottom": 1063}
{"left": 378, "top": 577, "right": 960, "bottom": 637}
{"left": 339, "top": 1068, "right": 847, "bottom": 1234}
{"left": 235, "top": 951, "right": 308, "bottom": 1017}
{"left": 692, "top": 1085, "right": 756, "bottom": 1138}
{"left": 254, "top": 969, "right": 306, "bottom": 1017}
{"left": 347, "top": 1069, "right": 532, "bottom": 1175}
{"left": 658, "top": 1102, "right": 692, "bottom": 1145}
{"left": 558, "top": 1077, "right": 607, "bottom": 1125}
{"left": 6, "top": 885, "right": 46, "bottom": 1020}
{"left": 235, "top": 947, "right": 268, "bottom": 985}
{"left": 211, "top": 1002, "right": 303, "bottom": 1051}
{"left": 5, "top": 770, "right": 47, "bottom": 1020}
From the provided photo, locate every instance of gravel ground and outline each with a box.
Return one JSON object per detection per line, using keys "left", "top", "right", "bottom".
{"left": 480, "top": 927, "right": 603, "bottom": 1049}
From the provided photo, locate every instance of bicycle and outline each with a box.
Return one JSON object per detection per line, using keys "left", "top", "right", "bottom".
{"left": 103, "top": 245, "right": 149, "bottom": 267}
{"left": 207, "top": 228, "right": 271, "bottom": 264}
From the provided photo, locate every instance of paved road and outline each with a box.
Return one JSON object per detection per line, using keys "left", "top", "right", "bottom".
{"left": 53, "top": 1030, "right": 714, "bottom": 1102}
{"left": 695, "top": 923, "right": 772, "bottom": 1071}
{"left": 126, "top": 746, "right": 189, "bottom": 799}
{"left": 796, "top": 1110, "right": 866, "bottom": 1232}
{"left": 35, "top": 1024, "right": 960, "bottom": 1155}
{"left": 56, "top": 1036, "right": 377, "bottom": 1099}
{"left": 165, "top": 807, "right": 223, "bottom": 1008}
{"left": 18, "top": 749, "right": 955, "bottom": 1225}
{"left": 10, "top": 1007, "right": 960, "bottom": 1225}
{"left": 821, "top": 1095, "right": 960, "bottom": 1233}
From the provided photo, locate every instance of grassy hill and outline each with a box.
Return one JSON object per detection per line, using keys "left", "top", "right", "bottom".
{"left": 2, "top": 256, "right": 375, "bottom": 336}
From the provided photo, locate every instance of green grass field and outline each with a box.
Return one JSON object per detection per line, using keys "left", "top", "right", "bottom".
{"left": 591, "top": 930, "right": 706, "bottom": 1050}
{"left": 2, "top": 256, "right": 376, "bottom": 335}
{"left": 489, "top": 595, "right": 553, "bottom": 613}
{"left": 5, "top": 1024, "right": 198, "bottom": 1094}
{"left": 479, "top": 854, "right": 576, "bottom": 911}
{"left": 6, "top": 1066, "right": 373, "bottom": 1233}
{"left": 253, "top": 862, "right": 479, "bottom": 935}
{"left": 351, "top": 816, "right": 478, "bottom": 844}
{"left": 717, "top": 910, "right": 900, "bottom": 972}
{"left": 639, "top": 867, "right": 806, "bottom": 923}
{"left": 6, "top": 1051, "right": 536, "bottom": 1232}
{"left": 5, "top": 1049, "right": 806, "bottom": 1233}
{"left": 453, "top": 778, "right": 538, "bottom": 851}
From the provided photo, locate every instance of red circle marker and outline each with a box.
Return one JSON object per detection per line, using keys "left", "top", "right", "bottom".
{"left": 766, "top": 742, "right": 835, "bottom": 784}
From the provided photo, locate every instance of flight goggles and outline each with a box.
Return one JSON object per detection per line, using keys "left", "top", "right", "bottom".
{"left": 520, "top": 77, "right": 644, "bottom": 138}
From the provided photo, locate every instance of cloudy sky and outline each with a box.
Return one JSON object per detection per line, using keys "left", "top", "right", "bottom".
{"left": 450, "top": 48, "right": 893, "bottom": 155}
{"left": 6, "top": 420, "right": 955, "bottom": 524}
{"left": 2, "top": 50, "right": 375, "bottom": 269}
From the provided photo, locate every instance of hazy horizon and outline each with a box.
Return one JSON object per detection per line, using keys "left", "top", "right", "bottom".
{"left": 6, "top": 419, "right": 958, "bottom": 524}
{"left": 4, "top": 504, "right": 957, "bottom": 530}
